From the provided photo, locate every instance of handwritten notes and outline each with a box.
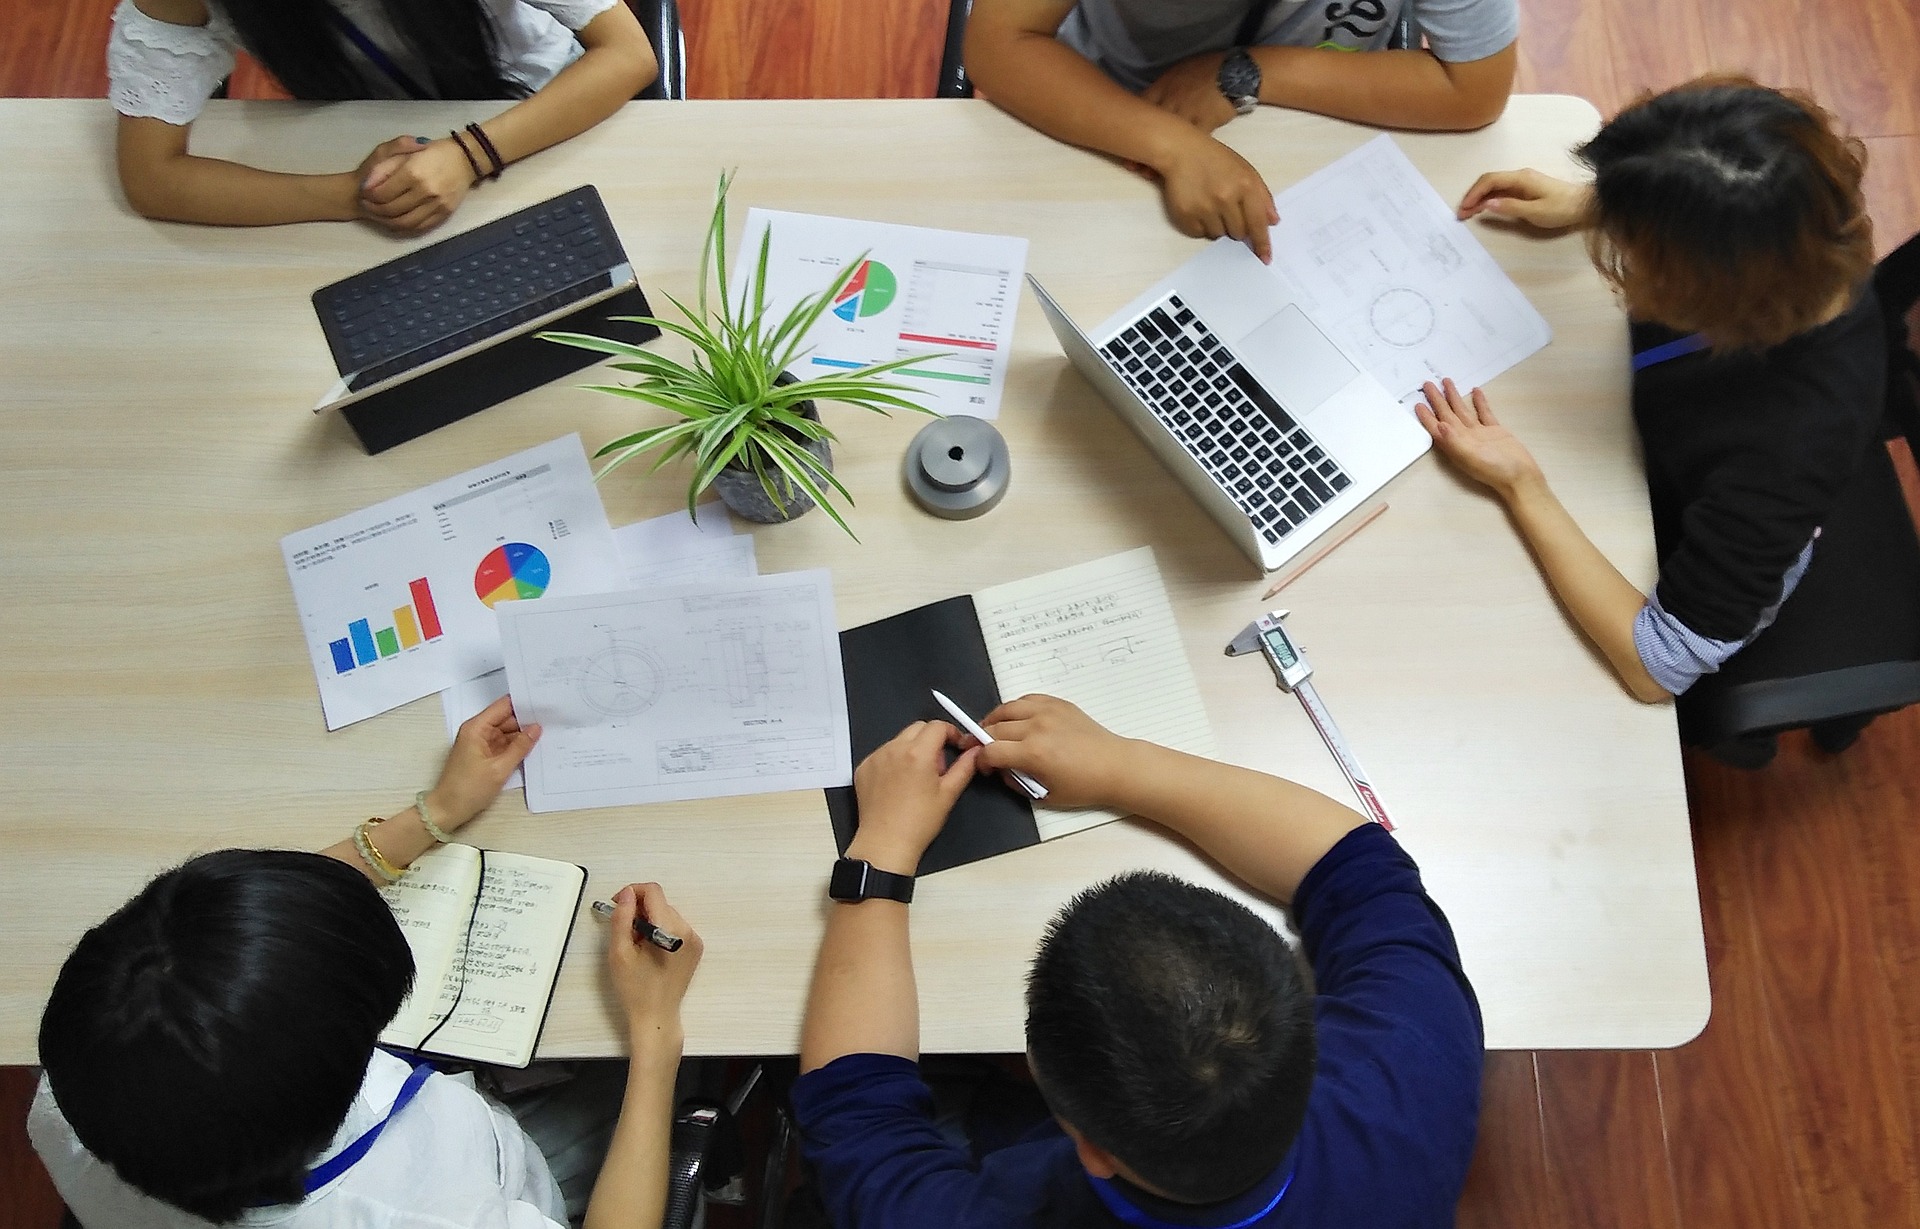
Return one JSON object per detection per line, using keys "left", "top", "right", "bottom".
{"left": 975, "top": 547, "right": 1218, "bottom": 840}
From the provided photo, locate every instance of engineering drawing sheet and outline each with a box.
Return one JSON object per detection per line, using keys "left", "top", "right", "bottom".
{"left": 496, "top": 571, "right": 852, "bottom": 811}
{"left": 1268, "top": 135, "right": 1552, "bottom": 400}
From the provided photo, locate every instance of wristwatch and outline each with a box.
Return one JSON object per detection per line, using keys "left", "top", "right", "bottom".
{"left": 1217, "top": 47, "right": 1262, "bottom": 115}
{"left": 829, "top": 857, "right": 915, "bottom": 904}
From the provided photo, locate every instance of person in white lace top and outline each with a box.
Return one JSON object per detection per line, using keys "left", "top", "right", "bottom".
{"left": 29, "top": 699, "right": 702, "bottom": 1229}
{"left": 110, "top": 0, "right": 656, "bottom": 230}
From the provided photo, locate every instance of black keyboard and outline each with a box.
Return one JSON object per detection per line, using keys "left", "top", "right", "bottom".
{"left": 313, "top": 185, "right": 629, "bottom": 391}
{"left": 1098, "top": 295, "right": 1352, "bottom": 545}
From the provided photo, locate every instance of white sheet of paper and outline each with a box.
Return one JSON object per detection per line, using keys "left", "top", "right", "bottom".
{"left": 1267, "top": 135, "right": 1552, "bottom": 401}
{"left": 282, "top": 435, "right": 623, "bottom": 730}
{"left": 732, "top": 209, "right": 1028, "bottom": 419}
{"left": 498, "top": 570, "right": 852, "bottom": 812}
{"left": 975, "top": 547, "right": 1219, "bottom": 841}
{"left": 441, "top": 507, "right": 759, "bottom": 786}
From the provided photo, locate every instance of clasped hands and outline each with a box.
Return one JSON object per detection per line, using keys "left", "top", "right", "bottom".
{"left": 351, "top": 134, "right": 478, "bottom": 235}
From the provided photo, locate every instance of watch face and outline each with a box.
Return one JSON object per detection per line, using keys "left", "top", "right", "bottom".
{"left": 1218, "top": 50, "right": 1262, "bottom": 103}
{"left": 828, "top": 858, "right": 868, "bottom": 901}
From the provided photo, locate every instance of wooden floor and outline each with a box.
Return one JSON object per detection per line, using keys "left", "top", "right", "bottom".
{"left": 4, "top": 2, "right": 1919, "bottom": 1227}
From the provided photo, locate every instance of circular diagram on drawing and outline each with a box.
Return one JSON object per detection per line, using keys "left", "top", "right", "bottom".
{"left": 579, "top": 646, "right": 664, "bottom": 716}
{"left": 1369, "top": 287, "right": 1435, "bottom": 348}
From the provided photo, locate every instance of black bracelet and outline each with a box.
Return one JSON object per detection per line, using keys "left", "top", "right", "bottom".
{"left": 448, "top": 129, "right": 484, "bottom": 184}
{"left": 464, "top": 122, "right": 505, "bottom": 181}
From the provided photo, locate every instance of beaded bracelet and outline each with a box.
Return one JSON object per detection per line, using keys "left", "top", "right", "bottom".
{"left": 464, "top": 122, "right": 505, "bottom": 181}
{"left": 448, "top": 129, "right": 485, "bottom": 184}
{"left": 414, "top": 789, "right": 456, "bottom": 844}
{"left": 354, "top": 818, "right": 406, "bottom": 883}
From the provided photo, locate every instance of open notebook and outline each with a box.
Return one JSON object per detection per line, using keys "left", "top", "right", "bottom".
{"left": 828, "top": 547, "right": 1218, "bottom": 873}
{"left": 378, "top": 844, "right": 586, "bottom": 1068}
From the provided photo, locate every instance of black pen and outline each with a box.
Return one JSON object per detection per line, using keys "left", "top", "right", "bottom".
{"left": 590, "top": 899, "right": 685, "bottom": 952}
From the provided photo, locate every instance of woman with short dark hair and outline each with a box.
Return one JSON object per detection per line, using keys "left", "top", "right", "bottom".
{"left": 29, "top": 698, "right": 701, "bottom": 1228}
{"left": 1418, "top": 76, "right": 1885, "bottom": 732}
{"left": 109, "top": 0, "right": 657, "bottom": 229}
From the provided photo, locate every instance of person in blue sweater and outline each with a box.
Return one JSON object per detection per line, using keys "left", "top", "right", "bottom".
{"left": 792, "top": 694, "right": 1484, "bottom": 1229}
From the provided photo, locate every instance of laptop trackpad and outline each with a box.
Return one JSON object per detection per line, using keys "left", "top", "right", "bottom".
{"left": 1237, "top": 304, "right": 1356, "bottom": 416}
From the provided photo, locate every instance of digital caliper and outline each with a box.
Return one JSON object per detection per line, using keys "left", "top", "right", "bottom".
{"left": 1226, "top": 609, "right": 1395, "bottom": 831}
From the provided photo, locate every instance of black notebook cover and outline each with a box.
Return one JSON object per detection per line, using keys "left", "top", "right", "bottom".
{"left": 826, "top": 595, "right": 1041, "bottom": 874}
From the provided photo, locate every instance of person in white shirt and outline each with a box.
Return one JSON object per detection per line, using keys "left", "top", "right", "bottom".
{"left": 29, "top": 698, "right": 700, "bottom": 1229}
{"left": 108, "top": 0, "right": 657, "bottom": 230}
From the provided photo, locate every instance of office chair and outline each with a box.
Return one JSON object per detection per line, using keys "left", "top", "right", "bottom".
{"left": 627, "top": 0, "right": 687, "bottom": 100}
{"left": 937, "top": 0, "right": 974, "bottom": 98}
{"left": 1676, "top": 233, "right": 1920, "bottom": 763}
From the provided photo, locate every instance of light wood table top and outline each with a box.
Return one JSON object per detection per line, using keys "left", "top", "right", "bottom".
{"left": 0, "top": 95, "right": 1706, "bottom": 1060}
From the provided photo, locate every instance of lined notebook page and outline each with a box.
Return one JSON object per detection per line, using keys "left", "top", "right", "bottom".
{"left": 976, "top": 547, "right": 1219, "bottom": 840}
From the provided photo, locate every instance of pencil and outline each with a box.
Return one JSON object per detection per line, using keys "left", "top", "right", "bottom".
{"left": 1261, "top": 502, "right": 1388, "bottom": 600}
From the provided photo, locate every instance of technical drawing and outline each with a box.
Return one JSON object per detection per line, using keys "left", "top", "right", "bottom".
{"left": 578, "top": 644, "right": 665, "bottom": 716}
{"left": 1369, "top": 287, "right": 1435, "bottom": 348}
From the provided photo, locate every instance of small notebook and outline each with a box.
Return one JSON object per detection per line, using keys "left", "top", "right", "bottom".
{"left": 378, "top": 843, "right": 587, "bottom": 1068}
{"left": 828, "top": 547, "right": 1218, "bottom": 873}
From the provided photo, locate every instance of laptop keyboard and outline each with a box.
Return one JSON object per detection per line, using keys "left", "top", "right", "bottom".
{"left": 1097, "top": 295, "right": 1352, "bottom": 544}
{"left": 313, "top": 185, "right": 627, "bottom": 391}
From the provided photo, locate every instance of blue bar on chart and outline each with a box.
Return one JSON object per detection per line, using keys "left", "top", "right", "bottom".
{"left": 349, "top": 619, "right": 379, "bottom": 667}
{"left": 328, "top": 639, "right": 356, "bottom": 675}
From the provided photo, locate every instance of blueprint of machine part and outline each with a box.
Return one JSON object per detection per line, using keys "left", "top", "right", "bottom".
{"left": 496, "top": 571, "right": 851, "bottom": 811}
{"left": 1268, "top": 135, "right": 1552, "bottom": 400}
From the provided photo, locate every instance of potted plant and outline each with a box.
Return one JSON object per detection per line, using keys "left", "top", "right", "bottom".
{"left": 540, "top": 173, "right": 940, "bottom": 536}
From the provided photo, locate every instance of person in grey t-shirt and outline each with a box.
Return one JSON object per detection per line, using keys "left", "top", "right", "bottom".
{"left": 965, "top": 0, "right": 1518, "bottom": 261}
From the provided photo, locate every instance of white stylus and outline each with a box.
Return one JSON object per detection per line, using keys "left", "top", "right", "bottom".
{"left": 930, "top": 689, "right": 1049, "bottom": 801}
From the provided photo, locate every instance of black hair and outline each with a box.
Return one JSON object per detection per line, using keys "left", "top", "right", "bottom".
{"left": 38, "top": 850, "right": 414, "bottom": 1223}
{"left": 1025, "top": 871, "right": 1316, "bottom": 1204}
{"left": 221, "top": 0, "right": 522, "bottom": 101}
{"left": 1577, "top": 75, "right": 1873, "bottom": 350}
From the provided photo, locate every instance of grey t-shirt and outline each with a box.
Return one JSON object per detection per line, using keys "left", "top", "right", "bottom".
{"left": 1058, "top": 0, "right": 1519, "bottom": 92}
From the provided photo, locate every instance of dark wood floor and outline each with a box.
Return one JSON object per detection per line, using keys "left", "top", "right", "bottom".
{"left": 4, "top": 2, "right": 1919, "bottom": 1227}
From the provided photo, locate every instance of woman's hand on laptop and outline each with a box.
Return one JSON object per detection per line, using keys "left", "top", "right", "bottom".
{"left": 1416, "top": 378, "right": 1545, "bottom": 502}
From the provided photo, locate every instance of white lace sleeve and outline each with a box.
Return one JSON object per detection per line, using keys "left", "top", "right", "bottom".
{"left": 517, "top": 0, "right": 619, "bottom": 34}
{"left": 106, "top": 0, "right": 240, "bottom": 126}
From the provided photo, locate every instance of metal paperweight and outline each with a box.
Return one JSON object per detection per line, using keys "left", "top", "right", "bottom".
{"left": 904, "top": 417, "right": 1011, "bottom": 520}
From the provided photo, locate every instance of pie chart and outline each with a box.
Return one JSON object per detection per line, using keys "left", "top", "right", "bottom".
{"left": 830, "top": 259, "right": 897, "bottom": 322}
{"left": 474, "top": 542, "right": 551, "bottom": 607}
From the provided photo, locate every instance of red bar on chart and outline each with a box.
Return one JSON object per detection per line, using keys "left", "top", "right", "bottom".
{"left": 409, "top": 578, "right": 443, "bottom": 640}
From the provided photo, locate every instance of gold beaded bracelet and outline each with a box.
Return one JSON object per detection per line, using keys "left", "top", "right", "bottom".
{"left": 414, "top": 790, "right": 456, "bottom": 844}
{"left": 353, "top": 817, "right": 406, "bottom": 884}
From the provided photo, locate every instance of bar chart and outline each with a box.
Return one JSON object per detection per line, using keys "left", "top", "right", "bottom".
{"left": 328, "top": 577, "right": 445, "bottom": 674}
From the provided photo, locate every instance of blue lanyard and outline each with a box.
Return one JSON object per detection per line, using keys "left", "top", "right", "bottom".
{"left": 1631, "top": 331, "right": 1709, "bottom": 371}
{"left": 323, "top": 6, "right": 432, "bottom": 100}
{"left": 301, "top": 1058, "right": 436, "bottom": 1195}
{"left": 1089, "top": 1170, "right": 1294, "bottom": 1229}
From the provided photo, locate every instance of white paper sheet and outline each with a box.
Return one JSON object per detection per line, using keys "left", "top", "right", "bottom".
{"left": 282, "top": 435, "right": 623, "bottom": 730}
{"left": 732, "top": 209, "right": 1029, "bottom": 419}
{"left": 441, "top": 510, "right": 761, "bottom": 786}
{"left": 976, "top": 547, "right": 1219, "bottom": 841}
{"left": 498, "top": 571, "right": 852, "bottom": 812}
{"left": 1268, "top": 135, "right": 1552, "bottom": 401}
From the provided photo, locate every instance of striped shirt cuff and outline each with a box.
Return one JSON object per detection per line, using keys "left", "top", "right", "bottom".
{"left": 1632, "top": 537, "right": 1817, "bottom": 694}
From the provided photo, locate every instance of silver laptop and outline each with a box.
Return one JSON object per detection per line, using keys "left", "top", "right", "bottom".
{"left": 1030, "top": 239, "right": 1429, "bottom": 573}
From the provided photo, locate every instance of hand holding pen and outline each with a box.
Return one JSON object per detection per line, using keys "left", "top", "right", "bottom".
{"left": 598, "top": 883, "right": 701, "bottom": 1045}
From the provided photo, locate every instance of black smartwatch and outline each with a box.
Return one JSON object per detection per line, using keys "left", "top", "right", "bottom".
{"left": 1216, "top": 47, "right": 1262, "bottom": 116}
{"left": 829, "top": 857, "right": 915, "bottom": 904}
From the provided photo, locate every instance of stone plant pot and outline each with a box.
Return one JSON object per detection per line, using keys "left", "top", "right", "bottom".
{"left": 710, "top": 383, "right": 833, "bottom": 524}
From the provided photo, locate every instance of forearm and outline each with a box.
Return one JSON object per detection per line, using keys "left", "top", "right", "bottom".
{"left": 471, "top": 21, "right": 654, "bottom": 168}
{"left": 965, "top": 28, "right": 1208, "bottom": 175}
{"left": 320, "top": 783, "right": 470, "bottom": 882}
{"left": 1503, "top": 477, "right": 1671, "bottom": 703}
{"left": 1251, "top": 46, "right": 1507, "bottom": 130}
{"left": 1107, "top": 742, "right": 1369, "bottom": 904}
{"left": 800, "top": 843, "right": 920, "bottom": 1071}
{"left": 583, "top": 1038, "right": 682, "bottom": 1229}
{"left": 119, "top": 147, "right": 359, "bottom": 225}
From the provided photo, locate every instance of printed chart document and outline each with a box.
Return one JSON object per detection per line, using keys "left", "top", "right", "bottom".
{"left": 498, "top": 571, "right": 852, "bottom": 811}
{"left": 379, "top": 843, "right": 586, "bottom": 1068}
{"left": 733, "top": 209, "right": 1028, "bottom": 419}
{"left": 1268, "top": 135, "right": 1552, "bottom": 401}
{"left": 439, "top": 503, "right": 758, "bottom": 782}
{"left": 282, "top": 435, "right": 623, "bottom": 730}
{"left": 830, "top": 547, "right": 1218, "bottom": 872}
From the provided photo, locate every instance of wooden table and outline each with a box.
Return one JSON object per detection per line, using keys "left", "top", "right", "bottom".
{"left": 0, "top": 96, "right": 1706, "bottom": 1059}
